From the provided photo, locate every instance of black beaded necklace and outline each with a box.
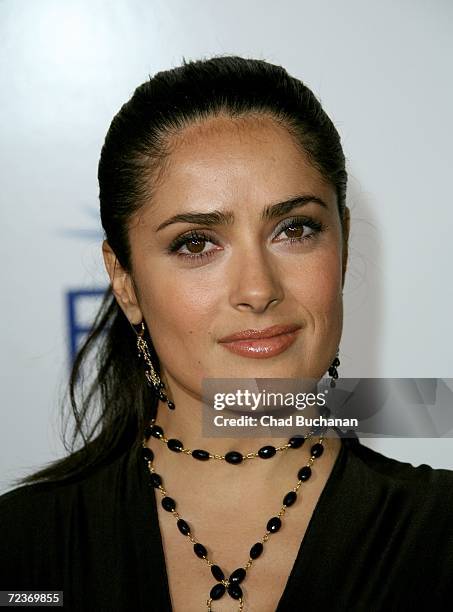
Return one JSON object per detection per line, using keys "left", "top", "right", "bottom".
{"left": 141, "top": 419, "right": 327, "bottom": 610}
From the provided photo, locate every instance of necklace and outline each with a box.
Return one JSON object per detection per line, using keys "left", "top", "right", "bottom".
{"left": 142, "top": 422, "right": 327, "bottom": 610}
{"left": 145, "top": 418, "right": 319, "bottom": 463}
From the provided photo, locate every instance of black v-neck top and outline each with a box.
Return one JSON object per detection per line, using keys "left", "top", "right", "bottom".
{"left": 1, "top": 432, "right": 453, "bottom": 611}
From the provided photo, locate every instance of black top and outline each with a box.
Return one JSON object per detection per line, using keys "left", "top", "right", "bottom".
{"left": 1, "top": 433, "right": 452, "bottom": 611}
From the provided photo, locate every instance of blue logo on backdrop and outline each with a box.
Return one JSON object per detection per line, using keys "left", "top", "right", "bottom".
{"left": 61, "top": 209, "right": 107, "bottom": 363}
{"left": 66, "top": 288, "right": 107, "bottom": 363}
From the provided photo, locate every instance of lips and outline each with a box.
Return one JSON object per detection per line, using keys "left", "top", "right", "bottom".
{"left": 218, "top": 324, "right": 302, "bottom": 343}
{"left": 218, "top": 324, "right": 301, "bottom": 360}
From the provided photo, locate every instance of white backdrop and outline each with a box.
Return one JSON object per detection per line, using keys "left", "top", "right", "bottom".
{"left": 1, "top": 0, "right": 452, "bottom": 493}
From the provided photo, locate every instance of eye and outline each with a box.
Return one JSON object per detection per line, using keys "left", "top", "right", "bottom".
{"left": 167, "top": 229, "right": 221, "bottom": 261}
{"left": 273, "top": 216, "right": 324, "bottom": 245}
{"left": 166, "top": 216, "right": 325, "bottom": 263}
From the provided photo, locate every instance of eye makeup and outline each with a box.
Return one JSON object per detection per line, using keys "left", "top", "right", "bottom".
{"left": 165, "top": 215, "right": 327, "bottom": 263}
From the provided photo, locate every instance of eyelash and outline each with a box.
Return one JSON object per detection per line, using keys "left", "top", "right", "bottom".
{"left": 167, "top": 216, "right": 325, "bottom": 262}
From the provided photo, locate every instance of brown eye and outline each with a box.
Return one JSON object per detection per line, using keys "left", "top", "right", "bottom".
{"left": 284, "top": 224, "right": 304, "bottom": 239}
{"left": 273, "top": 217, "right": 323, "bottom": 245}
{"left": 167, "top": 230, "right": 222, "bottom": 261}
{"left": 186, "top": 237, "right": 206, "bottom": 254}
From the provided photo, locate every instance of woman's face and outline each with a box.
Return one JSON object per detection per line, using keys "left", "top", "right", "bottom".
{"left": 104, "top": 114, "right": 349, "bottom": 397}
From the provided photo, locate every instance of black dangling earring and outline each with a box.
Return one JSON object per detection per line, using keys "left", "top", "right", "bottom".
{"left": 133, "top": 320, "right": 175, "bottom": 410}
{"left": 328, "top": 349, "right": 340, "bottom": 388}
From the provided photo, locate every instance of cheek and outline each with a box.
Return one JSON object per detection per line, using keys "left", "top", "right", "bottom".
{"left": 138, "top": 269, "right": 217, "bottom": 345}
{"left": 286, "top": 245, "right": 343, "bottom": 316}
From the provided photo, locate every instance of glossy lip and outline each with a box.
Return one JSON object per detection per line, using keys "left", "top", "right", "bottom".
{"left": 218, "top": 323, "right": 302, "bottom": 343}
{"left": 218, "top": 325, "right": 301, "bottom": 360}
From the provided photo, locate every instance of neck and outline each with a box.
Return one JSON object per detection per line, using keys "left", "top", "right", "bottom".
{"left": 150, "top": 402, "right": 330, "bottom": 457}
{"left": 148, "top": 373, "right": 332, "bottom": 455}
{"left": 144, "top": 403, "right": 342, "bottom": 512}
{"left": 143, "top": 383, "right": 341, "bottom": 494}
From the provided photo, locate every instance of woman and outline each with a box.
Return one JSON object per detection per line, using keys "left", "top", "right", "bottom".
{"left": 1, "top": 56, "right": 452, "bottom": 611}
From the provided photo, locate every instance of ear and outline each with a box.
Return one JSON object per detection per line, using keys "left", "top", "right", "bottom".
{"left": 341, "top": 206, "right": 350, "bottom": 287}
{"left": 102, "top": 240, "right": 143, "bottom": 325}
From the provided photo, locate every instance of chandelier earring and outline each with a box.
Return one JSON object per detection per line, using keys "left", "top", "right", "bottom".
{"left": 133, "top": 320, "right": 175, "bottom": 410}
{"left": 328, "top": 349, "right": 340, "bottom": 388}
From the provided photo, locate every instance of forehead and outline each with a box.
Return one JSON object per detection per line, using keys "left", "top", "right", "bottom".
{"left": 143, "top": 113, "right": 336, "bottom": 222}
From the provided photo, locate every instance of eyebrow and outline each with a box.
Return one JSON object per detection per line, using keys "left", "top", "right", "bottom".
{"left": 155, "top": 194, "right": 328, "bottom": 232}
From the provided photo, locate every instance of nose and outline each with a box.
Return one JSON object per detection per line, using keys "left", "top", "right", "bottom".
{"left": 228, "top": 243, "right": 284, "bottom": 313}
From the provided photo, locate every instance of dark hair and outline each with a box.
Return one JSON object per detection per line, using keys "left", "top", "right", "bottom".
{"left": 20, "top": 55, "right": 348, "bottom": 486}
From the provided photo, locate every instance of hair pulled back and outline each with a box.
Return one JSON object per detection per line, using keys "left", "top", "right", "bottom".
{"left": 21, "top": 55, "right": 347, "bottom": 485}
